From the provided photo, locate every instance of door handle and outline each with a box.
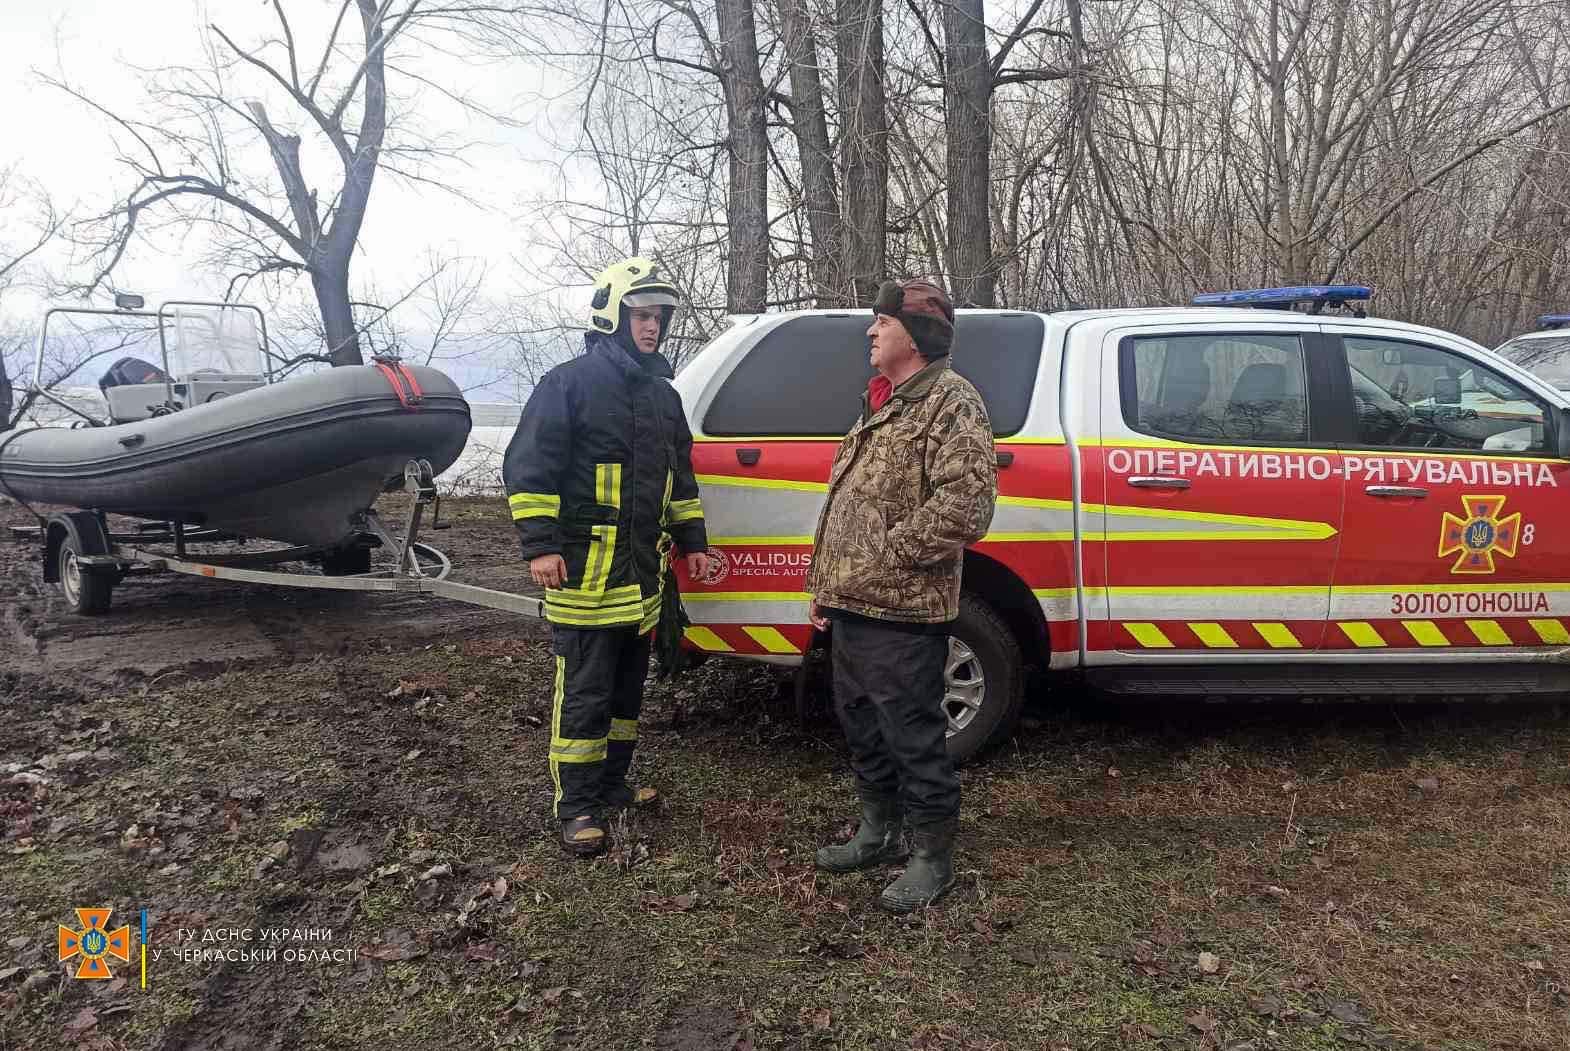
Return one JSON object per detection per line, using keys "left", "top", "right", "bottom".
{"left": 736, "top": 448, "right": 761, "bottom": 467}
{"left": 1365, "top": 485, "right": 1428, "bottom": 498}
{"left": 117, "top": 433, "right": 145, "bottom": 448}
{"left": 1127, "top": 475, "right": 1191, "bottom": 490}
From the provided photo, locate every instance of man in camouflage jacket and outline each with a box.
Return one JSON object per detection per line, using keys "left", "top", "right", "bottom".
{"left": 805, "top": 278, "right": 997, "bottom": 912}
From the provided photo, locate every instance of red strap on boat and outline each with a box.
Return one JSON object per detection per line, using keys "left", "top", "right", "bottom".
{"left": 372, "top": 358, "right": 424, "bottom": 411}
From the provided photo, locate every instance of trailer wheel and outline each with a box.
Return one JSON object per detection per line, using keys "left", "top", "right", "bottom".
{"left": 58, "top": 535, "right": 113, "bottom": 615}
{"left": 944, "top": 593, "right": 1025, "bottom": 765}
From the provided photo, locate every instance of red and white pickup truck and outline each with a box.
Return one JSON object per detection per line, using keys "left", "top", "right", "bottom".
{"left": 671, "top": 287, "right": 1570, "bottom": 760}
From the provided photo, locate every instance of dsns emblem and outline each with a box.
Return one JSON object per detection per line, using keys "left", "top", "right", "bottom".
{"left": 697, "top": 549, "right": 729, "bottom": 586}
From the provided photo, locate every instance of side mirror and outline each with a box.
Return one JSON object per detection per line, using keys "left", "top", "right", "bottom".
{"left": 1433, "top": 377, "right": 1461, "bottom": 405}
{"left": 1558, "top": 407, "right": 1570, "bottom": 460}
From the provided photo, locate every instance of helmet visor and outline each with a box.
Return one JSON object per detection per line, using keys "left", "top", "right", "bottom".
{"left": 622, "top": 291, "right": 681, "bottom": 309}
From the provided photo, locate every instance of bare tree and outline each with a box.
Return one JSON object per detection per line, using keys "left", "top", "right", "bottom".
{"left": 51, "top": 0, "right": 513, "bottom": 368}
{"left": 0, "top": 168, "right": 67, "bottom": 432}
{"left": 836, "top": 0, "right": 890, "bottom": 304}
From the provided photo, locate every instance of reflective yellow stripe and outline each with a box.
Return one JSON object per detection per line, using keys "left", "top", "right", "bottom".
{"left": 1252, "top": 622, "right": 1302, "bottom": 649}
{"left": 509, "top": 492, "right": 560, "bottom": 512}
{"left": 1403, "top": 620, "right": 1450, "bottom": 647}
{"left": 547, "top": 584, "right": 643, "bottom": 608}
{"left": 684, "top": 626, "right": 733, "bottom": 652}
{"left": 1125, "top": 623, "right": 1173, "bottom": 648}
{"left": 509, "top": 492, "right": 560, "bottom": 520}
{"left": 546, "top": 605, "right": 644, "bottom": 627}
{"left": 550, "top": 656, "right": 565, "bottom": 813}
{"left": 610, "top": 719, "right": 638, "bottom": 742}
{"left": 1466, "top": 619, "right": 1511, "bottom": 645}
{"left": 1530, "top": 618, "right": 1570, "bottom": 644}
{"left": 1339, "top": 622, "right": 1386, "bottom": 648}
{"left": 1189, "top": 623, "right": 1237, "bottom": 648}
{"left": 582, "top": 525, "right": 618, "bottom": 593}
{"left": 550, "top": 738, "right": 608, "bottom": 763}
{"left": 695, "top": 473, "right": 828, "bottom": 493}
{"left": 667, "top": 498, "right": 704, "bottom": 523}
{"left": 742, "top": 625, "right": 799, "bottom": 654}
{"left": 596, "top": 463, "right": 623, "bottom": 508}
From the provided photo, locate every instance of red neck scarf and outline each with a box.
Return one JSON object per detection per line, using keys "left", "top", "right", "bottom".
{"left": 867, "top": 374, "right": 893, "bottom": 412}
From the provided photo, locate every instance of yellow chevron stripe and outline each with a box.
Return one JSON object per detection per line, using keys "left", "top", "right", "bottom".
{"left": 1189, "top": 622, "right": 1237, "bottom": 648}
{"left": 683, "top": 625, "right": 734, "bottom": 652}
{"left": 1252, "top": 622, "right": 1302, "bottom": 649}
{"left": 1529, "top": 618, "right": 1570, "bottom": 644}
{"left": 742, "top": 626, "right": 799, "bottom": 654}
{"left": 1125, "top": 622, "right": 1173, "bottom": 648}
{"left": 1339, "top": 622, "right": 1386, "bottom": 648}
{"left": 1466, "top": 619, "right": 1511, "bottom": 645}
{"left": 1403, "top": 620, "right": 1450, "bottom": 647}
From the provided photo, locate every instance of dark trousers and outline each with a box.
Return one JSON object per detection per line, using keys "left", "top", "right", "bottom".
{"left": 830, "top": 616, "right": 960, "bottom": 827}
{"left": 549, "top": 624, "right": 652, "bottom": 819}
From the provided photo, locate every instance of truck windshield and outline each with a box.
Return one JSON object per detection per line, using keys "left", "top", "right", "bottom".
{"left": 1495, "top": 335, "right": 1570, "bottom": 390}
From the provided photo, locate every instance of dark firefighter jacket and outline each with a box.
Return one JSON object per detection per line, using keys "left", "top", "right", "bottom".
{"left": 503, "top": 333, "right": 707, "bottom": 631}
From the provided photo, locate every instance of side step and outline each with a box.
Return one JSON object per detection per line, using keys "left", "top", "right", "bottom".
{"left": 1086, "top": 663, "right": 1570, "bottom": 697}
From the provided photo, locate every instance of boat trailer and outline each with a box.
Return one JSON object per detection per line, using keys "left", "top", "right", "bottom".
{"left": 11, "top": 459, "right": 546, "bottom": 621}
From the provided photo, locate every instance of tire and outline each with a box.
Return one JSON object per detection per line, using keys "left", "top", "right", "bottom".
{"left": 943, "top": 593, "right": 1025, "bottom": 765}
{"left": 58, "top": 534, "right": 113, "bottom": 615}
{"left": 321, "top": 545, "right": 373, "bottom": 576}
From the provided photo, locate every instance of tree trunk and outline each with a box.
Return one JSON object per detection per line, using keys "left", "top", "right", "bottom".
{"left": 779, "top": 0, "right": 845, "bottom": 306}
{"left": 943, "top": 0, "right": 994, "bottom": 307}
{"left": 835, "top": 0, "right": 889, "bottom": 305}
{"left": 0, "top": 350, "right": 12, "bottom": 431}
{"left": 313, "top": 267, "right": 361, "bottom": 367}
{"left": 715, "top": 0, "right": 769, "bottom": 314}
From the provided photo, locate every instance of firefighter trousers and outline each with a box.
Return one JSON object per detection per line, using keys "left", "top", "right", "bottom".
{"left": 548, "top": 624, "right": 652, "bottom": 820}
{"left": 829, "top": 615, "right": 961, "bottom": 827}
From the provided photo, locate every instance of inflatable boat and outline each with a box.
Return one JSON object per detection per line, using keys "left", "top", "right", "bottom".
{"left": 0, "top": 300, "right": 472, "bottom": 550}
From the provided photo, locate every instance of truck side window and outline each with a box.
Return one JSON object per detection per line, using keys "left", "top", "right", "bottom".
{"left": 1342, "top": 337, "right": 1546, "bottom": 453}
{"left": 1122, "top": 333, "right": 1309, "bottom": 444}
{"left": 703, "top": 314, "right": 1045, "bottom": 437}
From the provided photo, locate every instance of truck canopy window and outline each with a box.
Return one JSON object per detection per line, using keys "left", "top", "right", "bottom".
{"left": 702, "top": 314, "right": 1046, "bottom": 437}
{"left": 1121, "top": 333, "right": 1309, "bottom": 444}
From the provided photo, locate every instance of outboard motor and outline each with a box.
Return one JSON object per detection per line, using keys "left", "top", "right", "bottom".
{"left": 98, "top": 356, "right": 169, "bottom": 392}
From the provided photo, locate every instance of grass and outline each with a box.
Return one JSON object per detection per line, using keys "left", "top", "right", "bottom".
{"left": 4, "top": 619, "right": 1570, "bottom": 1049}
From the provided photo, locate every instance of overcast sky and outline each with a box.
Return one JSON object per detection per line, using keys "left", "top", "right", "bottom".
{"left": 1, "top": 0, "right": 574, "bottom": 395}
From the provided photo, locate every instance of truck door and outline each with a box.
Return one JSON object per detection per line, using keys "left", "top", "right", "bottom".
{"left": 1326, "top": 331, "right": 1570, "bottom": 652}
{"left": 1095, "top": 324, "right": 1345, "bottom": 656}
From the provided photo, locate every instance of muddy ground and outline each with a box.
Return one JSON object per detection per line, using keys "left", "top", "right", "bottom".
{"left": 2, "top": 496, "right": 1568, "bottom": 1051}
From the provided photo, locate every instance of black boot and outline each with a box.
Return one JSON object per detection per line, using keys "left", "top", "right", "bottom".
{"left": 879, "top": 818, "right": 956, "bottom": 912}
{"left": 815, "top": 796, "right": 906, "bottom": 873}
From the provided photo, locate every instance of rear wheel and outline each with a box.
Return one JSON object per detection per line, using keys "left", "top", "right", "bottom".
{"left": 943, "top": 593, "right": 1025, "bottom": 764}
{"left": 58, "top": 535, "right": 113, "bottom": 615}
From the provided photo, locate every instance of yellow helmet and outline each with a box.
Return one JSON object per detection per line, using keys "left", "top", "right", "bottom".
{"left": 589, "top": 256, "right": 683, "bottom": 336}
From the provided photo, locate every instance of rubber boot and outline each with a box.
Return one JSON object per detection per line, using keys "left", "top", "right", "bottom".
{"left": 879, "top": 818, "right": 957, "bottom": 912}
{"left": 815, "top": 796, "right": 906, "bottom": 873}
{"left": 560, "top": 814, "right": 609, "bottom": 858}
{"left": 605, "top": 783, "right": 659, "bottom": 811}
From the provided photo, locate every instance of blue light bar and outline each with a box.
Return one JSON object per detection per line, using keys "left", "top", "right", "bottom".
{"left": 1538, "top": 313, "right": 1570, "bottom": 330}
{"left": 1192, "top": 284, "right": 1374, "bottom": 308}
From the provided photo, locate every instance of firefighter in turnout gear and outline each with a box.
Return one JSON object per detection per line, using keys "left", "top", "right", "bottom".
{"left": 503, "top": 257, "right": 710, "bottom": 857}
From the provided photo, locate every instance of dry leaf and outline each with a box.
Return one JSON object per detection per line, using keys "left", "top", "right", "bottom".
{"left": 465, "top": 942, "right": 499, "bottom": 963}
{"left": 1186, "top": 1010, "right": 1216, "bottom": 1033}
{"left": 811, "top": 1008, "right": 831, "bottom": 1030}
{"left": 1197, "top": 951, "right": 1221, "bottom": 974}
{"left": 1310, "top": 854, "right": 1331, "bottom": 870}
{"left": 1263, "top": 885, "right": 1290, "bottom": 899}
{"left": 418, "top": 863, "right": 452, "bottom": 881}
{"left": 1414, "top": 777, "right": 1440, "bottom": 792}
{"left": 492, "top": 877, "right": 509, "bottom": 901}
{"left": 672, "top": 893, "right": 696, "bottom": 911}
{"left": 542, "top": 986, "right": 567, "bottom": 1006}
{"left": 65, "top": 1007, "right": 98, "bottom": 1034}
{"left": 1329, "top": 1000, "right": 1369, "bottom": 1024}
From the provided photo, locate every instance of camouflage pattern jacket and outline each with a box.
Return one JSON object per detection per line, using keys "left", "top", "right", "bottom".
{"left": 806, "top": 359, "right": 997, "bottom": 623}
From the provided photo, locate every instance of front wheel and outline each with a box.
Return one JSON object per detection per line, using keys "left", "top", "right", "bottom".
{"left": 943, "top": 593, "right": 1025, "bottom": 765}
{"left": 58, "top": 534, "right": 113, "bottom": 615}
